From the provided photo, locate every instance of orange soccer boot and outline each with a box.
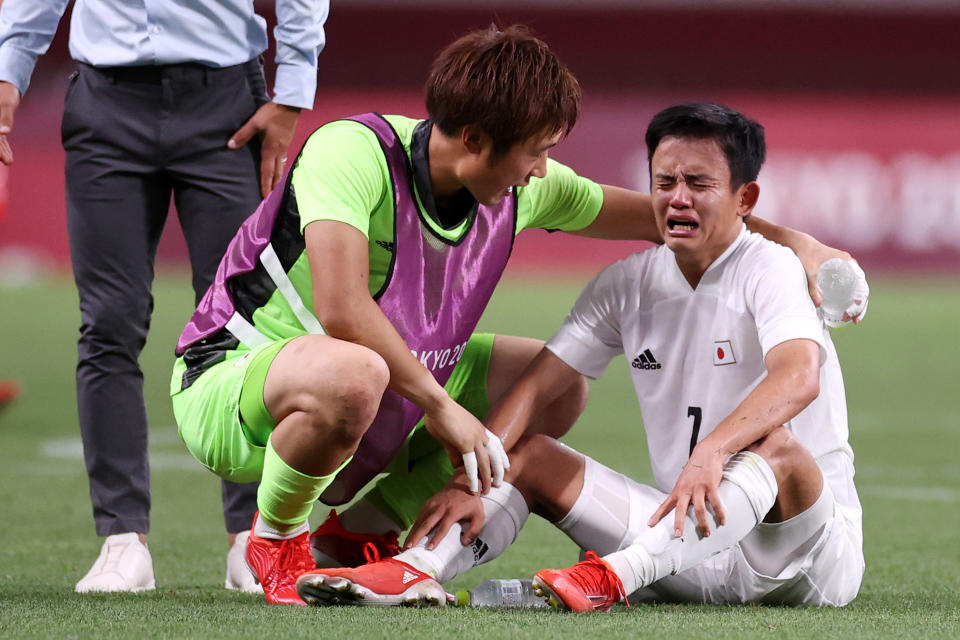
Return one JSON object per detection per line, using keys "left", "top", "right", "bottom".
{"left": 296, "top": 549, "right": 446, "bottom": 607}
{"left": 245, "top": 512, "right": 316, "bottom": 605}
{"left": 532, "top": 551, "right": 628, "bottom": 612}
{"left": 309, "top": 509, "right": 401, "bottom": 568}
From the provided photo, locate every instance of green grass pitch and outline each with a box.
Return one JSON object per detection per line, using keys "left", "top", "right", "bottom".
{"left": 0, "top": 272, "right": 957, "bottom": 639}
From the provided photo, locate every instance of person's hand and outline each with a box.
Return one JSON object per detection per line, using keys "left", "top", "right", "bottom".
{"left": 404, "top": 472, "right": 484, "bottom": 550}
{"left": 0, "top": 81, "right": 21, "bottom": 165}
{"left": 227, "top": 101, "right": 300, "bottom": 197}
{"left": 423, "top": 397, "right": 509, "bottom": 495}
{"left": 817, "top": 259, "right": 869, "bottom": 327}
{"left": 793, "top": 234, "right": 869, "bottom": 324}
{"left": 648, "top": 446, "right": 726, "bottom": 538}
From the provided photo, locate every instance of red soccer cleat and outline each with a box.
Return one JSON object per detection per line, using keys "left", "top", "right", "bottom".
{"left": 309, "top": 509, "right": 401, "bottom": 568}
{"left": 295, "top": 556, "right": 446, "bottom": 607}
{"left": 532, "top": 551, "right": 628, "bottom": 612}
{"left": 0, "top": 379, "right": 21, "bottom": 412}
{"left": 245, "top": 512, "right": 316, "bottom": 605}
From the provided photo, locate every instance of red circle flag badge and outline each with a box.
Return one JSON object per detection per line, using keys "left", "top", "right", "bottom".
{"left": 713, "top": 340, "right": 736, "bottom": 366}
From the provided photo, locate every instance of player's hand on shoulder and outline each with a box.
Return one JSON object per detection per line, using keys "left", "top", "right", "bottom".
{"left": 404, "top": 473, "right": 484, "bottom": 551}
{"left": 794, "top": 236, "right": 870, "bottom": 325}
{"left": 648, "top": 445, "right": 727, "bottom": 538}
{"left": 817, "top": 258, "right": 870, "bottom": 327}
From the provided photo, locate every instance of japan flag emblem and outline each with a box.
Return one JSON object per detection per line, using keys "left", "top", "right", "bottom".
{"left": 714, "top": 340, "right": 736, "bottom": 366}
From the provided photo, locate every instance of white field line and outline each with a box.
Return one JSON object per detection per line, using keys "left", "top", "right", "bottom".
{"left": 39, "top": 425, "right": 204, "bottom": 472}
{"left": 848, "top": 408, "right": 956, "bottom": 430}
{"left": 858, "top": 485, "right": 960, "bottom": 503}
{"left": 856, "top": 462, "right": 960, "bottom": 481}
{"left": 35, "top": 427, "right": 960, "bottom": 502}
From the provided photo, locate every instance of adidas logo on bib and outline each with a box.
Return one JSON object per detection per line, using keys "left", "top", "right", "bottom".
{"left": 631, "top": 348, "right": 661, "bottom": 370}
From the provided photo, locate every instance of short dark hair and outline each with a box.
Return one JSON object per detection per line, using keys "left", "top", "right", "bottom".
{"left": 645, "top": 102, "right": 766, "bottom": 189}
{"left": 426, "top": 25, "right": 581, "bottom": 156}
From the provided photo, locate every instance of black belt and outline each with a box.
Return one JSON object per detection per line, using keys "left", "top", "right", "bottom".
{"left": 83, "top": 59, "right": 261, "bottom": 84}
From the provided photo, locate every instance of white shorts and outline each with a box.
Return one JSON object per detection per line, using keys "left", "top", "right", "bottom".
{"left": 583, "top": 457, "right": 864, "bottom": 607}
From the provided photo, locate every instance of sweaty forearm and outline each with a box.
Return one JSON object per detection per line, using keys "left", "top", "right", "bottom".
{"left": 307, "top": 221, "right": 450, "bottom": 413}
{"left": 571, "top": 185, "right": 661, "bottom": 241}
{"left": 696, "top": 355, "right": 819, "bottom": 460}
{"left": 485, "top": 348, "right": 583, "bottom": 449}
{"left": 746, "top": 216, "right": 808, "bottom": 253}
{"left": 746, "top": 215, "right": 853, "bottom": 262}
{"left": 319, "top": 296, "right": 448, "bottom": 413}
{"left": 484, "top": 382, "right": 545, "bottom": 451}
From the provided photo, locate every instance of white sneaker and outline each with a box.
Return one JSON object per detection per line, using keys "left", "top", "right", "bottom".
{"left": 225, "top": 530, "right": 263, "bottom": 593}
{"left": 75, "top": 533, "right": 156, "bottom": 593}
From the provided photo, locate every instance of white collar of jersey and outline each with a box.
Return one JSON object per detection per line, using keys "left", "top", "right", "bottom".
{"left": 665, "top": 223, "right": 750, "bottom": 290}
{"left": 702, "top": 224, "right": 750, "bottom": 277}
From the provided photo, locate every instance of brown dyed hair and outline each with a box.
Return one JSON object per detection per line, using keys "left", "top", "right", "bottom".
{"left": 426, "top": 24, "right": 581, "bottom": 156}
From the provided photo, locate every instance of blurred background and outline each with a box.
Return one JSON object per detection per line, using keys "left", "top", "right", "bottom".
{"left": 1, "top": 0, "right": 959, "bottom": 279}
{"left": 0, "top": 5, "right": 958, "bottom": 630}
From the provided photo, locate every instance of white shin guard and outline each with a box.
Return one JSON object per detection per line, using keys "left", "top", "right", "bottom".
{"left": 395, "top": 482, "right": 529, "bottom": 584}
{"left": 606, "top": 451, "right": 779, "bottom": 594}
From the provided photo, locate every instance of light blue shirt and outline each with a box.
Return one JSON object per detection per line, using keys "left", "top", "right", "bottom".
{"left": 0, "top": 0, "right": 328, "bottom": 109}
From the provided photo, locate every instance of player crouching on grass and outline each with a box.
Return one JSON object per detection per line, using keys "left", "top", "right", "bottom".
{"left": 294, "top": 102, "right": 865, "bottom": 609}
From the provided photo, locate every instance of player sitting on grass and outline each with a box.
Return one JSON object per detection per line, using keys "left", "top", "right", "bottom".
{"left": 293, "top": 102, "right": 865, "bottom": 609}
{"left": 173, "top": 25, "right": 863, "bottom": 605}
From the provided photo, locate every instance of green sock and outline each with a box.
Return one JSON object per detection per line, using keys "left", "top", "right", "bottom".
{"left": 364, "top": 445, "right": 454, "bottom": 529}
{"left": 257, "top": 437, "right": 350, "bottom": 532}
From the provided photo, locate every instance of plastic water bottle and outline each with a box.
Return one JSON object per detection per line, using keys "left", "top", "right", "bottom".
{"left": 816, "top": 258, "right": 857, "bottom": 328}
{"left": 454, "top": 578, "right": 548, "bottom": 608}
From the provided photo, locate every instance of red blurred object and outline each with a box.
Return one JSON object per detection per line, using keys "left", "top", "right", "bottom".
{"left": 0, "top": 379, "right": 21, "bottom": 411}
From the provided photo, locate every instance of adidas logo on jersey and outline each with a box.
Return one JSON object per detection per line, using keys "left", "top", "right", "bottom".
{"left": 632, "top": 348, "right": 661, "bottom": 370}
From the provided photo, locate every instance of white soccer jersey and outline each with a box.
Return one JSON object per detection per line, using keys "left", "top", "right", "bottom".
{"left": 546, "top": 225, "right": 861, "bottom": 522}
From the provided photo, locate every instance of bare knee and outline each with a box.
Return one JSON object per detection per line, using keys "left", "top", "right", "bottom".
{"left": 320, "top": 345, "right": 390, "bottom": 440}
{"left": 747, "top": 427, "right": 823, "bottom": 521}
{"left": 507, "top": 434, "right": 583, "bottom": 520}
{"left": 746, "top": 427, "right": 813, "bottom": 477}
{"left": 507, "top": 434, "right": 558, "bottom": 472}
{"left": 271, "top": 336, "right": 389, "bottom": 442}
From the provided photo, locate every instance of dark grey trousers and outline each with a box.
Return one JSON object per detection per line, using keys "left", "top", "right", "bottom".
{"left": 62, "top": 60, "right": 266, "bottom": 536}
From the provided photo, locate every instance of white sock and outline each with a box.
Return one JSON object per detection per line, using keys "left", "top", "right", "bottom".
{"left": 395, "top": 482, "right": 529, "bottom": 583}
{"left": 338, "top": 500, "right": 403, "bottom": 536}
{"left": 740, "top": 480, "right": 833, "bottom": 577}
{"left": 254, "top": 516, "right": 310, "bottom": 541}
{"left": 605, "top": 451, "right": 778, "bottom": 595}
{"left": 556, "top": 455, "right": 643, "bottom": 556}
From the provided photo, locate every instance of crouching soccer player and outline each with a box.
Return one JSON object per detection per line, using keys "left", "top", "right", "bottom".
{"left": 293, "top": 102, "right": 865, "bottom": 609}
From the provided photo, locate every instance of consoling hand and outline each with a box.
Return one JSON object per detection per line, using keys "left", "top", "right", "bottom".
{"left": 227, "top": 101, "right": 301, "bottom": 197}
{"left": 794, "top": 234, "right": 870, "bottom": 325}
{"left": 423, "top": 398, "right": 510, "bottom": 495}
{"left": 0, "top": 80, "right": 21, "bottom": 165}
{"left": 404, "top": 472, "right": 484, "bottom": 551}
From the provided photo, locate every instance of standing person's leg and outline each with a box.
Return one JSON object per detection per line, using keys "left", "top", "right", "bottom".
{"left": 63, "top": 64, "right": 171, "bottom": 593}
{"left": 164, "top": 60, "right": 267, "bottom": 591}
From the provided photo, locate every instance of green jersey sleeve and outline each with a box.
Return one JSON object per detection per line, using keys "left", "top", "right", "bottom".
{"left": 291, "top": 120, "right": 390, "bottom": 237}
{"left": 515, "top": 158, "right": 604, "bottom": 233}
